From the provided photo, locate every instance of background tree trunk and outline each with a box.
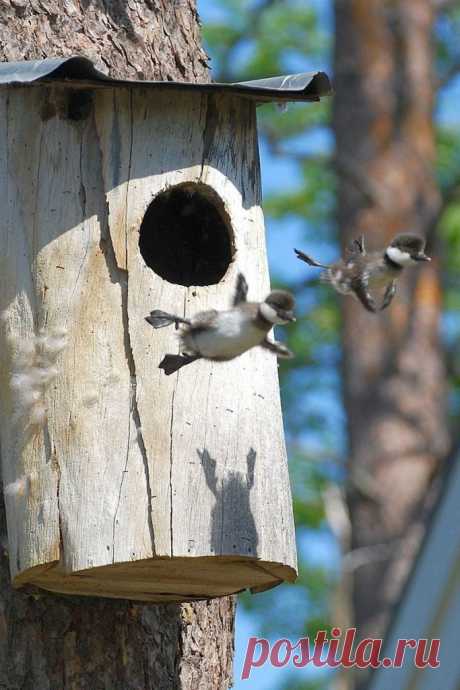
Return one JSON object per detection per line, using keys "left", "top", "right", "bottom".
{"left": 334, "top": 0, "right": 449, "bottom": 668}
{"left": 0, "top": 2, "right": 236, "bottom": 689}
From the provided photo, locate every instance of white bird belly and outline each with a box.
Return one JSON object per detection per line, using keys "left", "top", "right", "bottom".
{"left": 185, "top": 311, "right": 264, "bottom": 360}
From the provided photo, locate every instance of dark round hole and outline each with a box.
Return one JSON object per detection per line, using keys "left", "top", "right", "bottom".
{"left": 139, "top": 184, "right": 233, "bottom": 287}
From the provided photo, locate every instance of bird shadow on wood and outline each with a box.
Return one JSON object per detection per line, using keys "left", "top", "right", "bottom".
{"left": 198, "top": 448, "right": 258, "bottom": 558}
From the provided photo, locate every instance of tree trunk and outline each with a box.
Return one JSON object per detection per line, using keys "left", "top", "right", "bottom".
{"left": 0, "top": 0, "right": 209, "bottom": 82}
{"left": 0, "top": 2, "right": 236, "bottom": 689}
{"left": 334, "top": 0, "right": 449, "bottom": 663}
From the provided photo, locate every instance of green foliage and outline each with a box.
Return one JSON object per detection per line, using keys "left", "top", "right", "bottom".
{"left": 437, "top": 128, "right": 460, "bottom": 189}
{"left": 263, "top": 156, "right": 335, "bottom": 228}
{"left": 202, "top": 0, "right": 327, "bottom": 81}
{"left": 435, "top": 3, "right": 460, "bottom": 85}
{"left": 260, "top": 101, "right": 330, "bottom": 141}
{"left": 436, "top": 124, "right": 460, "bottom": 417}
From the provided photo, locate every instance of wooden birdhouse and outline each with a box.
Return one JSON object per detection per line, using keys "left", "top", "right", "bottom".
{"left": 0, "top": 57, "right": 331, "bottom": 602}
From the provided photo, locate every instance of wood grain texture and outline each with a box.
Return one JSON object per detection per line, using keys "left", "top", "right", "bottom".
{"left": 0, "top": 87, "right": 62, "bottom": 579}
{"left": 0, "top": 85, "right": 297, "bottom": 602}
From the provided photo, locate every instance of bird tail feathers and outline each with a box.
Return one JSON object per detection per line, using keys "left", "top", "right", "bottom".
{"left": 146, "top": 310, "right": 180, "bottom": 329}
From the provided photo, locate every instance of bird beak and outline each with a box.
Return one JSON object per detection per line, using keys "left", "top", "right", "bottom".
{"left": 286, "top": 312, "right": 296, "bottom": 322}
{"left": 414, "top": 253, "right": 431, "bottom": 262}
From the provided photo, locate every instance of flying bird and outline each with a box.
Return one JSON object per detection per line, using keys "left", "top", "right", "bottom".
{"left": 294, "top": 233, "right": 430, "bottom": 313}
{"left": 146, "top": 273, "right": 296, "bottom": 375}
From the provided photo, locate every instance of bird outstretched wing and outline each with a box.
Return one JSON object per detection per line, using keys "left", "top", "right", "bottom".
{"left": 233, "top": 273, "right": 249, "bottom": 305}
{"left": 345, "top": 235, "right": 366, "bottom": 266}
{"left": 352, "top": 235, "right": 365, "bottom": 255}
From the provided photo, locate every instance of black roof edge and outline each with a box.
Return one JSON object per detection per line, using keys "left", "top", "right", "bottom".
{"left": 0, "top": 56, "right": 332, "bottom": 102}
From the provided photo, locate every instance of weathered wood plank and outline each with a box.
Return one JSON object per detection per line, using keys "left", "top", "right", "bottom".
{"left": 0, "top": 88, "right": 61, "bottom": 579}
{"left": 122, "top": 88, "right": 207, "bottom": 557}
{"left": 37, "top": 89, "right": 154, "bottom": 571}
{"left": 170, "top": 95, "right": 297, "bottom": 570}
{"left": 0, "top": 86, "right": 297, "bottom": 600}
{"left": 94, "top": 88, "right": 132, "bottom": 271}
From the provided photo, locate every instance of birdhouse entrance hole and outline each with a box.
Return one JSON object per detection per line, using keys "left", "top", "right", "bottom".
{"left": 139, "top": 183, "right": 234, "bottom": 287}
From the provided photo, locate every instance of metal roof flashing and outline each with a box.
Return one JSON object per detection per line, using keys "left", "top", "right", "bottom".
{"left": 0, "top": 56, "right": 332, "bottom": 103}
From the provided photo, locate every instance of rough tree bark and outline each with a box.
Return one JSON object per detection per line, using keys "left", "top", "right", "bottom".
{"left": 334, "top": 0, "right": 449, "bottom": 668}
{"left": 0, "top": 0, "right": 209, "bottom": 82}
{"left": 0, "top": 2, "right": 236, "bottom": 689}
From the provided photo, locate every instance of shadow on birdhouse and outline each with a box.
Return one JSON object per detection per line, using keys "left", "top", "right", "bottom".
{"left": 0, "top": 57, "right": 331, "bottom": 602}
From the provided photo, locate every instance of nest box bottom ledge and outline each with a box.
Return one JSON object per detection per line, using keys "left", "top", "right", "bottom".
{"left": 12, "top": 555, "right": 297, "bottom": 603}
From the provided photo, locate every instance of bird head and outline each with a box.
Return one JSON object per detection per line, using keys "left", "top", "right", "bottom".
{"left": 385, "top": 233, "right": 431, "bottom": 266}
{"left": 260, "top": 290, "right": 296, "bottom": 325}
